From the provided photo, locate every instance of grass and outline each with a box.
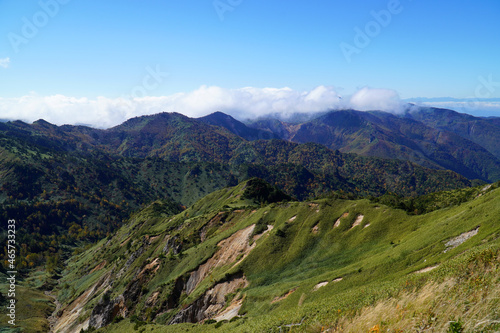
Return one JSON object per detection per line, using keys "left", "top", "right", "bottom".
{"left": 328, "top": 246, "right": 500, "bottom": 332}
{"left": 0, "top": 284, "right": 54, "bottom": 332}
{"left": 20, "top": 180, "right": 500, "bottom": 332}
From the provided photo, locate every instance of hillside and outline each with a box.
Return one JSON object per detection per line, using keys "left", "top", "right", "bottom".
{"left": 0, "top": 114, "right": 475, "bottom": 273}
{"left": 0, "top": 131, "right": 242, "bottom": 271}
{"left": 0, "top": 111, "right": 495, "bottom": 332}
{"left": 34, "top": 179, "right": 500, "bottom": 333}
{"left": 404, "top": 106, "right": 500, "bottom": 160}
{"left": 246, "top": 107, "right": 500, "bottom": 182}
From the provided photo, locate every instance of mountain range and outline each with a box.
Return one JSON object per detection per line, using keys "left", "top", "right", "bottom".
{"left": 243, "top": 106, "right": 500, "bottom": 182}
{"left": 0, "top": 105, "right": 499, "bottom": 332}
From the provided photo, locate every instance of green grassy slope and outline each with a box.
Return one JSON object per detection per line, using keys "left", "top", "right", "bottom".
{"left": 1, "top": 117, "right": 474, "bottom": 276}
{"left": 52, "top": 180, "right": 500, "bottom": 332}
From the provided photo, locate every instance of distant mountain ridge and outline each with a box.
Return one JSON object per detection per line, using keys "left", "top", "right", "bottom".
{"left": 3, "top": 106, "right": 499, "bottom": 183}
{"left": 404, "top": 106, "right": 500, "bottom": 161}
{"left": 243, "top": 107, "right": 500, "bottom": 182}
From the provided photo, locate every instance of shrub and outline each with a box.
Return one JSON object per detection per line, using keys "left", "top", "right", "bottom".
{"left": 448, "top": 319, "right": 463, "bottom": 333}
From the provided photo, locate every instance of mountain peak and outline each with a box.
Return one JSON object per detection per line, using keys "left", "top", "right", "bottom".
{"left": 33, "top": 119, "right": 56, "bottom": 127}
{"left": 198, "top": 111, "right": 278, "bottom": 141}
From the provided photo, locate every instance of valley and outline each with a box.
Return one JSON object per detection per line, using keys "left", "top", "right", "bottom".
{"left": 0, "top": 107, "right": 499, "bottom": 332}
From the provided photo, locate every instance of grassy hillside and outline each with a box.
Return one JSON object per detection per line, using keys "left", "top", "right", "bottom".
{"left": 0, "top": 116, "right": 474, "bottom": 276}
{"left": 47, "top": 179, "right": 500, "bottom": 332}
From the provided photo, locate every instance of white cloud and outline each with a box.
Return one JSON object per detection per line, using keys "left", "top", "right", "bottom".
{"left": 3, "top": 86, "right": 496, "bottom": 128}
{"left": 0, "top": 57, "right": 10, "bottom": 68}
{"left": 349, "top": 87, "right": 403, "bottom": 113}
{"left": 0, "top": 86, "right": 346, "bottom": 128}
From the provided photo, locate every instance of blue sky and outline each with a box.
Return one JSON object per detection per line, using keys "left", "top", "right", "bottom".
{"left": 0, "top": 0, "right": 499, "bottom": 126}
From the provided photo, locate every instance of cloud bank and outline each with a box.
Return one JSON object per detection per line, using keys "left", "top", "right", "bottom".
{"left": 350, "top": 87, "right": 403, "bottom": 113}
{"left": 1, "top": 86, "right": 497, "bottom": 128}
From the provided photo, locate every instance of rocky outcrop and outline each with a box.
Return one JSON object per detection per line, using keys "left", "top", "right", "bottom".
{"left": 82, "top": 224, "right": 259, "bottom": 330}
{"left": 185, "top": 224, "right": 255, "bottom": 295}
{"left": 53, "top": 272, "right": 112, "bottom": 333}
{"left": 88, "top": 258, "right": 161, "bottom": 329}
{"left": 169, "top": 274, "right": 248, "bottom": 324}
{"left": 89, "top": 295, "right": 126, "bottom": 329}
{"left": 162, "top": 235, "right": 182, "bottom": 255}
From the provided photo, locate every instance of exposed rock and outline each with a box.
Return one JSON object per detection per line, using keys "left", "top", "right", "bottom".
{"left": 313, "top": 281, "right": 328, "bottom": 291}
{"left": 162, "top": 235, "right": 182, "bottom": 255}
{"left": 351, "top": 214, "right": 364, "bottom": 229}
{"left": 271, "top": 287, "right": 298, "bottom": 304}
{"left": 185, "top": 224, "right": 255, "bottom": 295}
{"left": 214, "top": 297, "right": 243, "bottom": 322}
{"left": 90, "top": 260, "right": 107, "bottom": 274}
{"left": 444, "top": 227, "right": 479, "bottom": 252}
{"left": 169, "top": 274, "right": 248, "bottom": 324}
{"left": 415, "top": 265, "right": 439, "bottom": 274}
{"left": 53, "top": 273, "right": 111, "bottom": 333}
{"left": 121, "top": 258, "right": 160, "bottom": 313}
{"left": 145, "top": 291, "right": 161, "bottom": 307}
{"left": 89, "top": 295, "right": 126, "bottom": 329}
{"left": 334, "top": 212, "right": 349, "bottom": 228}
{"left": 165, "top": 275, "right": 186, "bottom": 310}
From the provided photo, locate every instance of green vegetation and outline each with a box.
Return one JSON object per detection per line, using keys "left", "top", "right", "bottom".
{"left": 249, "top": 109, "right": 500, "bottom": 182}
{"left": 0, "top": 111, "right": 498, "bottom": 332}
{"left": 0, "top": 283, "right": 54, "bottom": 332}
{"left": 241, "top": 177, "right": 292, "bottom": 204}
{"left": 46, "top": 179, "right": 500, "bottom": 332}
{"left": 371, "top": 181, "right": 500, "bottom": 214}
{"left": 0, "top": 114, "right": 473, "bottom": 275}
